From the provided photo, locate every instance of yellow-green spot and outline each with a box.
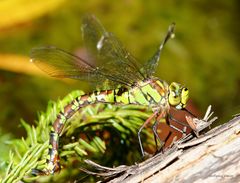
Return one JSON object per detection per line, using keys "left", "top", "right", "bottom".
{"left": 128, "top": 94, "right": 135, "bottom": 103}
{"left": 90, "top": 93, "right": 96, "bottom": 102}
{"left": 78, "top": 99, "right": 84, "bottom": 105}
{"left": 142, "top": 84, "right": 162, "bottom": 103}
{"left": 60, "top": 114, "right": 66, "bottom": 121}
{"left": 105, "top": 91, "right": 114, "bottom": 102}
{"left": 73, "top": 99, "right": 79, "bottom": 107}
{"left": 116, "top": 92, "right": 129, "bottom": 104}
{"left": 133, "top": 88, "right": 149, "bottom": 104}
{"left": 71, "top": 104, "right": 78, "bottom": 110}
{"left": 52, "top": 133, "right": 58, "bottom": 141}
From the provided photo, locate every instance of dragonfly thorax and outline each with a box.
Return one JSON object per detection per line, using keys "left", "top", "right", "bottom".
{"left": 129, "top": 78, "right": 170, "bottom": 110}
{"left": 168, "top": 82, "right": 189, "bottom": 110}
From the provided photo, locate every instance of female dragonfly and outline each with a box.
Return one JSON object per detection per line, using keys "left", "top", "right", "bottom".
{"left": 31, "top": 15, "right": 193, "bottom": 175}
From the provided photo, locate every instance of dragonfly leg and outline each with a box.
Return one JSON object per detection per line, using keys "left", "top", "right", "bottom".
{"left": 152, "top": 119, "right": 161, "bottom": 149}
{"left": 152, "top": 113, "right": 172, "bottom": 153}
{"left": 155, "top": 115, "right": 187, "bottom": 154}
{"left": 169, "top": 115, "right": 190, "bottom": 128}
{"left": 138, "top": 111, "right": 159, "bottom": 157}
{"left": 152, "top": 118, "right": 165, "bottom": 150}
{"left": 168, "top": 115, "right": 188, "bottom": 136}
{"left": 154, "top": 130, "right": 173, "bottom": 155}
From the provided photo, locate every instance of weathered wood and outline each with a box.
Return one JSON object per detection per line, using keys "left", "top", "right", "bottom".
{"left": 144, "top": 116, "right": 240, "bottom": 183}
{"left": 84, "top": 114, "right": 240, "bottom": 183}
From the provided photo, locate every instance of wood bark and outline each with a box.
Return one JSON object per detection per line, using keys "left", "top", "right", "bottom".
{"left": 85, "top": 115, "right": 240, "bottom": 183}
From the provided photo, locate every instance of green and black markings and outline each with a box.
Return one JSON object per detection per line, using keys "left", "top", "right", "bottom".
{"left": 30, "top": 15, "right": 194, "bottom": 175}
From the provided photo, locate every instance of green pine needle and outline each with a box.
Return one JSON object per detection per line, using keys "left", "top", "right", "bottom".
{"left": 1, "top": 90, "right": 155, "bottom": 182}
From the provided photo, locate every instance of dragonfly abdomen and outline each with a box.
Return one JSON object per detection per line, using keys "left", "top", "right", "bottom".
{"left": 52, "top": 80, "right": 169, "bottom": 137}
{"left": 45, "top": 89, "right": 129, "bottom": 174}
{"left": 43, "top": 79, "right": 169, "bottom": 175}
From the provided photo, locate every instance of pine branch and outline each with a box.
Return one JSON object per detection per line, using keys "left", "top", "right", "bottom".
{"left": 1, "top": 90, "right": 155, "bottom": 183}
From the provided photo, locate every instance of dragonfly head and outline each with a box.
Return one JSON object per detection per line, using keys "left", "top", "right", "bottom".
{"left": 168, "top": 82, "right": 189, "bottom": 110}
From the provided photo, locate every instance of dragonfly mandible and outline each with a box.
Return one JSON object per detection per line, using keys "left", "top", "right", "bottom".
{"left": 30, "top": 15, "right": 194, "bottom": 175}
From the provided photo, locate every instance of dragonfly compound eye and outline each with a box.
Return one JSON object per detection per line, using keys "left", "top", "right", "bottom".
{"left": 168, "top": 82, "right": 181, "bottom": 106}
{"left": 168, "top": 91, "right": 181, "bottom": 106}
{"left": 180, "top": 87, "right": 189, "bottom": 107}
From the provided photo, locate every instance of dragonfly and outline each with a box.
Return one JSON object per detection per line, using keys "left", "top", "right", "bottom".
{"left": 30, "top": 15, "right": 194, "bottom": 175}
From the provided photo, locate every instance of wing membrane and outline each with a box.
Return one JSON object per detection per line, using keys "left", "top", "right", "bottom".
{"left": 82, "top": 15, "right": 145, "bottom": 85}
{"left": 31, "top": 15, "right": 151, "bottom": 89}
{"left": 142, "top": 23, "right": 175, "bottom": 77}
{"left": 30, "top": 46, "right": 132, "bottom": 88}
{"left": 31, "top": 46, "right": 96, "bottom": 79}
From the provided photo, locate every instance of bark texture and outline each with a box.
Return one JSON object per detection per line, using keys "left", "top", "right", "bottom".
{"left": 86, "top": 115, "right": 240, "bottom": 183}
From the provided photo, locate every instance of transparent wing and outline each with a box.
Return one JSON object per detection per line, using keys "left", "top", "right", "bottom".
{"left": 32, "top": 16, "right": 172, "bottom": 90}
{"left": 30, "top": 46, "right": 132, "bottom": 88}
{"left": 81, "top": 15, "right": 146, "bottom": 85}
{"left": 142, "top": 23, "right": 175, "bottom": 77}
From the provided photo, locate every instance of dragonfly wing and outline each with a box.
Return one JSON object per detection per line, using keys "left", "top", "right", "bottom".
{"left": 30, "top": 46, "right": 129, "bottom": 88}
{"left": 31, "top": 46, "right": 96, "bottom": 79}
{"left": 82, "top": 15, "right": 146, "bottom": 86}
{"left": 142, "top": 23, "right": 175, "bottom": 78}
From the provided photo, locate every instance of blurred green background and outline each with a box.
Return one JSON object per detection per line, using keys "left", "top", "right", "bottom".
{"left": 0, "top": 0, "right": 239, "bottom": 155}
